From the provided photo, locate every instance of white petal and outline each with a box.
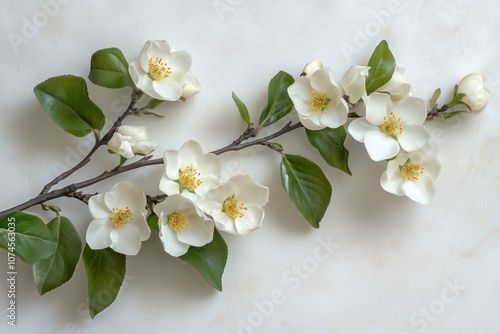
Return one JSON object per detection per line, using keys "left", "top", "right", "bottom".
{"left": 86, "top": 219, "right": 113, "bottom": 250}
{"left": 380, "top": 171, "right": 404, "bottom": 196}
{"left": 182, "top": 71, "right": 201, "bottom": 98}
{"left": 235, "top": 204, "right": 264, "bottom": 235}
{"left": 177, "top": 217, "right": 214, "bottom": 247}
{"left": 288, "top": 78, "right": 313, "bottom": 115}
{"left": 320, "top": 100, "right": 348, "bottom": 128}
{"left": 170, "top": 50, "right": 192, "bottom": 74}
{"left": 365, "top": 93, "right": 392, "bottom": 126}
{"left": 193, "top": 153, "right": 221, "bottom": 178}
{"left": 117, "top": 187, "right": 146, "bottom": 212}
{"left": 348, "top": 118, "right": 378, "bottom": 143}
{"left": 364, "top": 130, "right": 400, "bottom": 161}
{"left": 138, "top": 41, "right": 152, "bottom": 72}
{"left": 235, "top": 181, "right": 269, "bottom": 207}
{"left": 299, "top": 114, "right": 325, "bottom": 130}
{"left": 310, "top": 69, "right": 336, "bottom": 99}
{"left": 130, "top": 212, "right": 150, "bottom": 242}
{"left": 401, "top": 175, "right": 436, "bottom": 204}
{"left": 159, "top": 176, "right": 180, "bottom": 196}
{"left": 132, "top": 141, "right": 158, "bottom": 155}
{"left": 213, "top": 211, "right": 238, "bottom": 235}
{"left": 196, "top": 197, "right": 223, "bottom": 217}
{"left": 164, "top": 150, "right": 180, "bottom": 180}
{"left": 398, "top": 124, "right": 430, "bottom": 152}
{"left": 154, "top": 194, "right": 186, "bottom": 217}
{"left": 88, "top": 193, "right": 109, "bottom": 219}
{"left": 195, "top": 175, "right": 221, "bottom": 197}
{"left": 129, "top": 62, "right": 161, "bottom": 99}
{"left": 148, "top": 40, "right": 172, "bottom": 63}
{"left": 104, "top": 182, "right": 133, "bottom": 209}
{"left": 159, "top": 220, "right": 189, "bottom": 257}
{"left": 110, "top": 224, "right": 142, "bottom": 256}
{"left": 152, "top": 79, "right": 183, "bottom": 101}
{"left": 393, "top": 97, "right": 427, "bottom": 124}
{"left": 340, "top": 65, "right": 369, "bottom": 103}
{"left": 179, "top": 140, "right": 203, "bottom": 167}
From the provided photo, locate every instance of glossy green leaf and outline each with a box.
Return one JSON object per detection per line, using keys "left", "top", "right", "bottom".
{"left": 147, "top": 213, "right": 159, "bottom": 231}
{"left": 232, "top": 92, "right": 251, "bottom": 126}
{"left": 258, "top": 71, "right": 295, "bottom": 128}
{"left": 33, "top": 216, "right": 82, "bottom": 295}
{"left": 34, "top": 75, "right": 105, "bottom": 137}
{"left": 83, "top": 245, "right": 126, "bottom": 318}
{"left": 179, "top": 229, "right": 228, "bottom": 291}
{"left": 89, "top": 47, "right": 132, "bottom": 88}
{"left": 280, "top": 154, "right": 332, "bottom": 228}
{"left": 306, "top": 127, "right": 351, "bottom": 175}
{"left": 365, "top": 40, "right": 396, "bottom": 94}
{"left": 0, "top": 212, "right": 56, "bottom": 265}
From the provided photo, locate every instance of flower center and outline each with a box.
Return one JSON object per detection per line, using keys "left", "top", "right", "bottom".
{"left": 110, "top": 207, "right": 133, "bottom": 228}
{"left": 380, "top": 112, "right": 403, "bottom": 138}
{"left": 400, "top": 163, "right": 424, "bottom": 181}
{"left": 148, "top": 57, "right": 172, "bottom": 81}
{"left": 222, "top": 196, "right": 247, "bottom": 220}
{"left": 308, "top": 90, "right": 330, "bottom": 112}
{"left": 178, "top": 166, "right": 202, "bottom": 192}
{"left": 168, "top": 210, "right": 190, "bottom": 233}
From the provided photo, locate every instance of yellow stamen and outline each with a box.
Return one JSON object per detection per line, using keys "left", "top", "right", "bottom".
{"left": 110, "top": 207, "right": 133, "bottom": 228}
{"left": 223, "top": 196, "right": 247, "bottom": 220}
{"left": 148, "top": 57, "right": 172, "bottom": 81}
{"left": 168, "top": 210, "right": 190, "bottom": 233}
{"left": 307, "top": 90, "right": 330, "bottom": 112}
{"left": 380, "top": 112, "right": 403, "bottom": 138}
{"left": 178, "top": 166, "right": 202, "bottom": 192}
{"left": 400, "top": 163, "right": 424, "bottom": 181}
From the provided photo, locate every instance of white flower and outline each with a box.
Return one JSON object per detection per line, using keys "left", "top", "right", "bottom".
{"left": 340, "top": 65, "right": 370, "bottom": 104}
{"left": 129, "top": 40, "right": 200, "bottom": 101}
{"left": 159, "top": 140, "right": 221, "bottom": 203}
{"left": 108, "top": 125, "right": 157, "bottom": 159}
{"left": 288, "top": 68, "right": 349, "bottom": 130}
{"left": 377, "top": 64, "right": 412, "bottom": 101}
{"left": 380, "top": 141, "right": 441, "bottom": 204}
{"left": 457, "top": 73, "right": 490, "bottom": 114}
{"left": 86, "top": 182, "right": 150, "bottom": 255}
{"left": 197, "top": 175, "right": 269, "bottom": 236}
{"left": 300, "top": 61, "right": 323, "bottom": 78}
{"left": 348, "top": 93, "right": 430, "bottom": 161}
{"left": 153, "top": 194, "right": 214, "bottom": 257}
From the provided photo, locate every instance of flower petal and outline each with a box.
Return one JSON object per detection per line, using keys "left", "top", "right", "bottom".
{"left": 213, "top": 211, "right": 238, "bottom": 235}
{"left": 177, "top": 217, "right": 214, "bottom": 247}
{"left": 195, "top": 175, "right": 221, "bottom": 197}
{"left": 147, "top": 40, "right": 172, "bottom": 63}
{"left": 139, "top": 41, "right": 152, "bottom": 72}
{"left": 193, "top": 153, "right": 221, "bottom": 178}
{"left": 364, "top": 130, "right": 400, "bottom": 161}
{"left": 152, "top": 79, "right": 182, "bottom": 101}
{"left": 164, "top": 150, "right": 180, "bottom": 180}
{"left": 380, "top": 171, "right": 404, "bottom": 196}
{"left": 348, "top": 118, "right": 378, "bottom": 143}
{"left": 179, "top": 140, "right": 203, "bottom": 168}
{"left": 401, "top": 175, "right": 436, "bottom": 204}
{"left": 86, "top": 219, "right": 113, "bottom": 250}
{"left": 88, "top": 193, "right": 110, "bottom": 219}
{"left": 398, "top": 124, "right": 430, "bottom": 152}
{"left": 117, "top": 186, "right": 146, "bottom": 211}
{"left": 159, "top": 176, "right": 180, "bottom": 196}
{"left": 366, "top": 93, "right": 392, "bottom": 126}
{"left": 235, "top": 204, "right": 264, "bottom": 235}
{"left": 170, "top": 50, "right": 192, "bottom": 74}
{"left": 132, "top": 141, "right": 157, "bottom": 155}
{"left": 393, "top": 96, "right": 427, "bottom": 124}
{"left": 104, "top": 182, "right": 133, "bottom": 209}
{"left": 236, "top": 182, "right": 269, "bottom": 207}
{"left": 320, "top": 100, "right": 348, "bottom": 128}
{"left": 110, "top": 224, "right": 142, "bottom": 256}
{"left": 288, "top": 78, "right": 313, "bottom": 115}
{"left": 299, "top": 114, "right": 325, "bottom": 130}
{"left": 159, "top": 217, "right": 189, "bottom": 257}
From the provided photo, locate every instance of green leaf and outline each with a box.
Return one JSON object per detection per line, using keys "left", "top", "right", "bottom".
{"left": 83, "top": 245, "right": 126, "bottom": 318}
{"left": 34, "top": 75, "right": 105, "bottom": 137}
{"left": 365, "top": 40, "right": 396, "bottom": 94}
{"left": 429, "top": 88, "right": 441, "bottom": 109}
{"left": 280, "top": 154, "right": 332, "bottom": 228}
{"left": 89, "top": 48, "right": 132, "bottom": 88}
{"left": 258, "top": 71, "right": 295, "bottom": 128}
{"left": 147, "top": 213, "right": 159, "bottom": 231}
{"left": 179, "top": 229, "right": 228, "bottom": 291}
{"left": 145, "top": 98, "right": 165, "bottom": 110}
{"left": 0, "top": 212, "right": 57, "bottom": 265}
{"left": 306, "top": 127, "right": 351, "bottom": 175}
{"left": 33, "top": 216, "right": 82, "bottom": 295}
{"left": 232, "top": 92, "right": 251, "bottom": 126}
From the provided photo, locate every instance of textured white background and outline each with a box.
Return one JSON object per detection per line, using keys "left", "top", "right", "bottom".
{"left": 0, "top": 1, "right": 499, "bottom": 333}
